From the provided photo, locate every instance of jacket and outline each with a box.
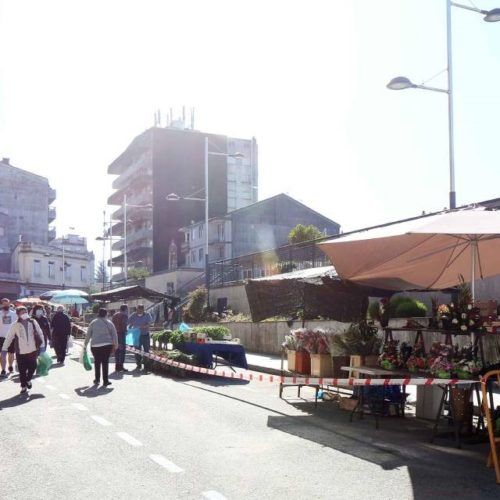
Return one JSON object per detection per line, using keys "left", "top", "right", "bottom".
{"left": 128, "top": 312, "right": 152, "bottom": 335}
{"left": 2, "top": 319, "right": 45, "bottom": 355}
{"left": 84, "top": 318, "right": 118, "bottom": 348}
{"left": 112, "top": 311, "right": 128, "bottom": 335}
{"left": 51, "top": 312, "right": 72, "bottom": 336}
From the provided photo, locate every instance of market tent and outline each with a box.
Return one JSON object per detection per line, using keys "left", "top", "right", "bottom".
{"left": 91, "top": 285, "right": 172, "bottom": 303}
{"left": 318, "top": 208, "right": 500, "bottom": 296}
{"left": 245, "top": 266, "right": 389, "bottom": 322}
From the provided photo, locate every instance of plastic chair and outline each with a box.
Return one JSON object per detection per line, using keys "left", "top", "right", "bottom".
{"left": 481, "top": 369, "right": 500, "bottom": 484}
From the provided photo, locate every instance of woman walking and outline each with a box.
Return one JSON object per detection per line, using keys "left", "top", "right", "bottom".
{"left": 1, "top": 306, "right": 44, "bottom": 394}
{"left": 51, "top": 305, "right": 72, "bottom": 364}
{"left": 84, "top": 308, "right": 118, "bottom": 387}
{"left": 32, "top": 304, "right": 51, "bottom": 351}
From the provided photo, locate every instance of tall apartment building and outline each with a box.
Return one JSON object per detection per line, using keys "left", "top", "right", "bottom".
{"left": 0, "top": 157, "right": 56, "bottom": 272}
{"left": 107, "top": 122, "right": 258, "bottom": 277}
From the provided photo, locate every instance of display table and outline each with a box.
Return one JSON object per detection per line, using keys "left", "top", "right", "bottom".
{"left": 177, "top": 342, "right": 248, "bottom": 370}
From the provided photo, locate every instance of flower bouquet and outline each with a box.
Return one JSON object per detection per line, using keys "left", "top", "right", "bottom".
{"left": 405, "top": 341, "right": 426, "bottom": 373}
{"left": 378, "top": 340, "right": 402, "bottom": 371}
{"left": 428, "top": 342, "right": 454, "bottom": 378}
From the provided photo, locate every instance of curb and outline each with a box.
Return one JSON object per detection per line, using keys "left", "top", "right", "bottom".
{"left": 247, "top": 363, "right": 292, "bottom": 377}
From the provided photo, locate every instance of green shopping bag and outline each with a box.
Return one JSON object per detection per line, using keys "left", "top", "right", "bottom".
{"left": 79, "top": 347, "right": 93, "bottom": 371}
{"left": 36, "top": 351, "right": 53, "bottom": 376}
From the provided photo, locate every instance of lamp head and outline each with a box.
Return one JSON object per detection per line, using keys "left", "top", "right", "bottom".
{"left": 387, "top": 76, "right": 416, "bottom": 90}
{"left": 230, "top": 152, "right": 245, "bottom": 159}
{"left": 484, "top": 8, "right": 500, "bottom": 22}
{"left": 166, "top": 193, "right": 180, "bottom": 201}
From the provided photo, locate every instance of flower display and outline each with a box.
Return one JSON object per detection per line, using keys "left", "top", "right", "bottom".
{"left": 378, "top": 340, "right": 402, "bottom": 370}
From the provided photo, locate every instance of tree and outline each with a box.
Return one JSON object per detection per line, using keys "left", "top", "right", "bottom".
{"left": 287, "top": 224, "right": 323, "bottom": 244}
{"left": 95, "top": 261, "right": 108, "bottom": 285}
{"left": 128, "top": 267, "right": 150, "bottom": 280}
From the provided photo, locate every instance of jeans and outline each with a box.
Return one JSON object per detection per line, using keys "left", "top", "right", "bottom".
{"left": 17, "top": 351, "right": 37, "bottom": 388}
{"left": 135, "top": 334, "right": 150, "bottom": 367}
{"left": 91, "top": 345, "right": 112, "bottom": 384}
{"left": 115, "top": 332, "right": 126, "bottom": 368}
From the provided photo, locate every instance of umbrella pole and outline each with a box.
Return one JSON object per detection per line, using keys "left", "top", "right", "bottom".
{"left": 471, "top": 241, "right": 476, "bottom": 302}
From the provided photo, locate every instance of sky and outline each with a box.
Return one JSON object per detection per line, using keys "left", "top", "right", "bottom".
{"left": 1, "top": 0, "right": 500, "bottom": 262}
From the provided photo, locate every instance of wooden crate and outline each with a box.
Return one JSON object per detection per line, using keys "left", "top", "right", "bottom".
{"left": 287, "top": 350, "right": 296, "bottom": 372}
{"left": 310, "top": 354, "right": 333, "bottom": 377}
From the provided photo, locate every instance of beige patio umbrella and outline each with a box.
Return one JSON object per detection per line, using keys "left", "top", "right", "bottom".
{"left": 317, "top": 208, "right": 500, "bottom": 299}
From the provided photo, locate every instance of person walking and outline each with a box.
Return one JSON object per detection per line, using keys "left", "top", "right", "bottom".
{"left": 32, "top": 304, "right": 51, "bottom": 351}
{"left": 128, "top": 304, "right": 152, "bottom": 370}
{"left": 112, "top": 304, "right": 128, "bottom": 372}
{"left": 0, "top": 298, "right": 17, "bottom": 377}
{"left": 50, "top": 305, "right": 72, "bottom": 364}
{"left": 84, "top": 308, "right": 118, "bottom": 387}
{"left": 1, "top": 306, "right": 44, "bottom": 394}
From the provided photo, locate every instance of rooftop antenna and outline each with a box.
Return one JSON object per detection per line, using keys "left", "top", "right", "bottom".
{"left": 182, "top": 106, "right": 186, "bottom": 127}
{"left": 157, "top": 109, "right": 161, "bottom": 126}
{"left": 169, "top": 108, "right": 173, "bottom": 125}
{"left": 191, "top": 107, "right": 195, "bottom": 129}
{"left": 154, "top": 112, "right": 158, "bottom": 127}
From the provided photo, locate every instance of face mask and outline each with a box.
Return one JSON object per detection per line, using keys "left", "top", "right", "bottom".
{"left": 20, "top": 313, "right": 29, "bottom": 321}
{"left": 36, "top": 310, "right": 43, "bottom": 318}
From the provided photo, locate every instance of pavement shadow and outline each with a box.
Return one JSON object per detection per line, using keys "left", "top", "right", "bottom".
{"left": 0, "top": 393, "right": 45, "bottom": 409}
{"left": 74, "top": 385, "right": 114, "bottom": 398}
{"left": 268, "top": 400, "right": 498, "bottom": 499}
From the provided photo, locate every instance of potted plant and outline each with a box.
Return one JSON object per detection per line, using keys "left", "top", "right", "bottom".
{"left": 304, "top": 329, "right": 333, "bottom": 377}
{"left": 283, "top": 334, "right": 297, "bottom": 372}
{"left": 331, "top": 321, "right": 382, "bottom": 373}
{"left": 290, "top": 329, "right": 311, "bottom": 375}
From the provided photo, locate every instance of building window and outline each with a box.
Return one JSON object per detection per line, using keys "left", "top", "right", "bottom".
{"left": 217, "top": 224, "right": 225, "bottom": 241}
{"left": 65, "top": 263, "right": 72, "bottom": 281}
{"left": 80, "top": 266, "right": 87, "bottom": 282}
{"left": 191, "top": 229, "right": 196, "bottom": 241}
{"left": 198, "top": 248, "right": 203, "bottom": 262}
{"left": 191, "top": 250, "right": 196, "bottom": 264}
{"left": 33, "top": 259, "right": 41, "bottom": 278}
{"left": 198, "top": 225, "right": 203, "bottom": 239}
{"left": 218, "top": 246, "right": 224, "bottom": 259}
{"left": 48, "top": 261, "right": 55, "bottom": 279}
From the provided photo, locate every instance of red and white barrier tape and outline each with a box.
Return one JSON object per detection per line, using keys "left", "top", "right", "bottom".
{"left": 71, "top": 327, "right": 475, "bottom": 387}
{"left": 125, "top": 345, "right": 476, "bottom": 387}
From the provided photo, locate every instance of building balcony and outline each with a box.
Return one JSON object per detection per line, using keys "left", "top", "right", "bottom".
{"left": 112, "top": 203, "right": 153, "bottom": 222}
{"left": 112, "top": 227, "right": 152, "bottom": 251}
{"left": 48, "top": 227, "right": 56, "bottom": 242}
{"left": 111, "top": 246, "right": 153, "bottom": 266}
{"left": 48, "top": 207, "right": 56, "bottom": 223}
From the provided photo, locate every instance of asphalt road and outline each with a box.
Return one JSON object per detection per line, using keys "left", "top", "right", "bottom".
{"left": 1, "top": 346, "right": 499, "bottom": 500}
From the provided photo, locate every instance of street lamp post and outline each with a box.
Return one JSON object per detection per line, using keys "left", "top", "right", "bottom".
{"left": 166, "top": 138, "right": 244, "bottom": 309}
{"left": 387, "top": 0, "right": 500, "bottom": 210}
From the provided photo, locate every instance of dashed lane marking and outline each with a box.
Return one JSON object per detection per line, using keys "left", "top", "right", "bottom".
{"left": 149, "top": 454, "right": 184, "bottom": 473}
{"left": 72, "top": 403, "right": 88, "bottom": 411}
{"left": 58, "top": 393, "right": 70, "bottom": 400}
{"left": 91, "top": 415, "right": 112, "bottom": 426}
{"left": 116, "top": 432, "right": 143, "bottom": 447}
{"left": 202, "top": 491, "right": 228, "bottom": 500}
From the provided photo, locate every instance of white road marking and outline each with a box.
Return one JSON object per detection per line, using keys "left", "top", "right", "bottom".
{"left": 72, "top": 403, "right": 88, "bottom": 411}
{"left": 58, "top": 393, "right": 70, "bottom": 400}
{"left": 149, "top": 454, "right": 184, "bottom": 473}
{"left": 202, "top": 491, "right": 228, "bottom": 500}
{"left": 116, "top": 432, "right": 143, "bottom": 447}
{"left": 91, "top": 415, "right": 112, "bottom": 427}
{"left": 46, "top": 384, "right": 56, "bottom": 391}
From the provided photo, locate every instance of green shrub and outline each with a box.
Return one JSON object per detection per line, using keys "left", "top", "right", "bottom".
{"left": 394, "top": 300, "right": 427, "bottom": 318}
{"left": 191, "top": 326, "right": 229, "bottom": 340}
{"left": 367, "top": 301, "right": 381, "bottom": 320}
{"left": 91, "top": 303, "right": 100, "bottom": 314}
{"left": 185, "top": 287, "right": 207, "bottom": 322}
{"left": 386, "top": 296, "right": 427, "bottom": 318}
{"left": 331, "top": 321, "right": 381, "bottom": 356}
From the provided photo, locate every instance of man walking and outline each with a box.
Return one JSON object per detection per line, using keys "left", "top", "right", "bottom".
{"left": 1, "top": 306, "right": 44, "bottom": 393}
{"left": 50, "top": 305, "right": 72, "bottom": 364}
{"left": 112, "top": 304, "right": 128, "bottom": 372}
{"left": 0, "top": 298, "right": 17, "bottom": 377}
{"left": 128, "top": 304, "right": 152, "bottom": 370}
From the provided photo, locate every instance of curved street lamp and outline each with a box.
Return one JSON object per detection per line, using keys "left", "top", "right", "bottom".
{"left": 388, "top": 1, "right": 500, "bottom": 210}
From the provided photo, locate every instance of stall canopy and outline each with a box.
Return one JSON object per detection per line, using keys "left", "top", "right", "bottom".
{"left": 245, "top": 266, "right": 389, "bottom": 322}
{"left": 91, "top": 285, "right": 172, "bottom": 303}
{"left": 317, "top": 207, "right": 500, "bottom": 296}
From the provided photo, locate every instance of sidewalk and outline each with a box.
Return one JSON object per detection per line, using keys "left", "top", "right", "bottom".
{"left": 246, "top": 352, "right": 290, "bottom": 375}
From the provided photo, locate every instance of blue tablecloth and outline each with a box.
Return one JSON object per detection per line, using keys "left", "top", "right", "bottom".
{"left": 177, "top": 342, "right": 248, "bottom": 369}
